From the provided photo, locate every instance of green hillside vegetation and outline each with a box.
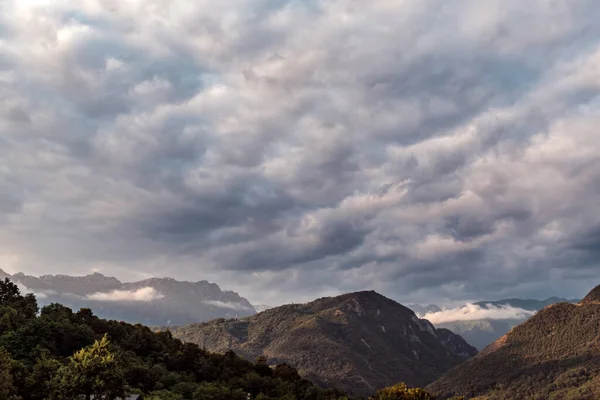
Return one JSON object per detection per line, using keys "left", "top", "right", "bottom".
{"left": 428, "top": 286, "right": 600, "bottom": 400}
{"left": 0, "top": 278, "right": 352, "bottom": 400}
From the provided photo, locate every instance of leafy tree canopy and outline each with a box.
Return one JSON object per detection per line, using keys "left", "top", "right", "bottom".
{"left": 370, "top": 383, "right": 435, "bottom": 400}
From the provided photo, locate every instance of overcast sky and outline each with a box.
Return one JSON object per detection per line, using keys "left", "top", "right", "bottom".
{"left": 1, "top": 0, "right": 600, "bottom": 306}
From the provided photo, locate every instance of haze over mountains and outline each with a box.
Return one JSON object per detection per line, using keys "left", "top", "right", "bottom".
{"left": 410, "top": 297, "right": 580, "bottom": 350}
{"left": 168, "top": 290, "right": 477, "bottom": 396}
{"left": 0, "top": 269, "right": 255, "bottom": 326}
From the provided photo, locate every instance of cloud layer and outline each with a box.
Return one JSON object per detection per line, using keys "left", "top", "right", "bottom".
{"left": 421, "top": 304, "right": 535, "bottom": 324}
{"left": 1, "top": 0, "right": 600, "bottom": 304}
{"left": 16, "top": 283, "right": 50, "bottom": 300}
{"left": 203, "top": 300, "right": 255, "bottom": 311}
{"left": 87, "top": 287, "right": 165, "bottom": 302}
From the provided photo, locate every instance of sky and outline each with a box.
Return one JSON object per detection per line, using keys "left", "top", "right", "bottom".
{"left": 1, "top": 0, "right": 600, "bottom": 306}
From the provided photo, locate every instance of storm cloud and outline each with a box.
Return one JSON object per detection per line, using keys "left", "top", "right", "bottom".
{"left": 1, "top": 0, "right": 600, "bottom": 305}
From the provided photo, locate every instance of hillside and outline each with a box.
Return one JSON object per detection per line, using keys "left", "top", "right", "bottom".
{"left": 428, "top": 285, "right": 600, "bottom": 399}
{"left": 582, "top": 286, "right": 600, "bottom": 303}
{"left": 0, "top": 269, "right": 255, "bottom": 326}
{"left": 0, "top": 278, "right": 347, "bottom": 400}
{"left": 169, "top": 290, "right": 477, "bottom": 396}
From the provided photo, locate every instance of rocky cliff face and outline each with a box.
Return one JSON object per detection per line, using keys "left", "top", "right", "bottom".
{"left": 169, "top": 290, "right": 476, "bottom": 396}
{"left": 1, "top": 269, "right": 255, "bottom": 326}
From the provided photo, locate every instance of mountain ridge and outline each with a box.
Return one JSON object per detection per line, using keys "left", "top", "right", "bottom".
{"left": 472, "top": 296, "right": 580, "bottom": 311}
{"left": 168, "top": 290, "right": 477, "bottom": 396}
{"left": 0, "top": 269, "right": 256, "bottom": 326}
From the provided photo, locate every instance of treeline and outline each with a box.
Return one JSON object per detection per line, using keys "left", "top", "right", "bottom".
{"left": 0, "top": 278, "right": 350, "bottom": 399}
{"left": 0, "top": 278, "right": 447, "bottom": 400}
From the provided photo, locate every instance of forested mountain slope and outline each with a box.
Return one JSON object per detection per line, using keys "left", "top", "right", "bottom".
{"left": 169, "top": 291, "right": 477, "bottom": 396}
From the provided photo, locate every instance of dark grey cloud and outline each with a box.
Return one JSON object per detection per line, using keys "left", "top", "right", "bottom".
{"left": 0, "top": 0, "right": 600, "bottom": 305}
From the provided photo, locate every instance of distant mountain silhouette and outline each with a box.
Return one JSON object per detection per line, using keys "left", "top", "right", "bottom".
{"left": 435, "top": 319, "right": 521, "bottom": 351}
{"left": 428, "top": 285, "right": 600, "bottom": 399}
{"left": 473, "top": 297, "right": 579, "bottom": 311}
{"left": 168, "top": 290, "right": 476, "bottom": 396}
{"left": 406, "top": 303, "right": 442, "bottom": 315}
{"left": 0, "top": 269, "right": 255, "bottom": 326}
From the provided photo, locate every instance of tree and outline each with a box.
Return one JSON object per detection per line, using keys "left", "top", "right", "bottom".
{"left": 50, "top": 335, "right": 126, "bottom": 400}
{"left": 0, "top": 347, "right": 18, "bottom": 399}
{"left": 254, "top": 355, "right": 272, "bottom": 377}
{"left": 273, "top": 363, "right": 301, "bottom": 382}
{"left": 146, "top": 389, "right": 183, "bottom": 400}
{"left": 74, "top": 308, "right": 95, "bottom": 326}
{"left": 0, "top": 278, "right": 37, "bottom": 320}
{"left": 0, "top": 278, "right": 21, "bottom": 304}
{"left": 193, "top": 382, "right": 247, "bottom": 400}
{"left": 370, "top": 382, "right": 435, "bottom": 400}
{"left": 26, "top": 350, "right": 62, "bottom": 400}
{"left": 0, "top": 305, "right": 19, "bottom": 334}
{"left": 41, "top": 303, "right": 74, "bottom": 321}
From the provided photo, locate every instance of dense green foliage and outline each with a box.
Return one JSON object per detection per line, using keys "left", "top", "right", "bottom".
{"left": 0, "top": 278, "right": 350, "bottom": 400}
{"left": 369, "top": 383, "right": 435, "bottom": 399}
{"left": 0, "top": 346, "right": 17, "bottom": 399}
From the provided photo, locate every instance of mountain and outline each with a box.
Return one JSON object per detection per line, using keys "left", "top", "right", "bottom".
{"left": 407, "top": 304, "right": 442, "bottom": 315}
{"left": 411, "top": 297, "right": 580, "bottom": 350}
{"left": 1, "top": 269, "right": 255, "bottom": 326}
{"left": 168, "top": 290, "right": 477, "bottom": 396}
{"left": 473, "top": 297, "right": 579, "bottom": 311}
{"left": 428, "top": 285, "right": 600, "bottom": 399}
{"left": 435, "top": 319, "right": 521, "bottom": 351}
{"left": 582, "top": 285, "right": 600, "bottom": 302}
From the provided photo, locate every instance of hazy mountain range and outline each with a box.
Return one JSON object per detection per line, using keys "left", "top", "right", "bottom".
{"left": 0, "top": 269, "right": 255, "bottom": 326}
{"left": 409, "top": 297, "right": 580, "bottom": 350}
{"left": 0, "top": 268, "right": 582, "bottom": 351}
{"left": 167, "top": 290, "right": 477, "bottom": 396}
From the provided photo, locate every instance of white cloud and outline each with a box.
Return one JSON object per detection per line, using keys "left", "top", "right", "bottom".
{"left": 421, "top": 303, "right": 536, "bottom": 324}
{"left": 87, "top": 287, "right": 164, "bottom": 302}
{"left": 15, "top": 282, "right": 49, "bottom": 299}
